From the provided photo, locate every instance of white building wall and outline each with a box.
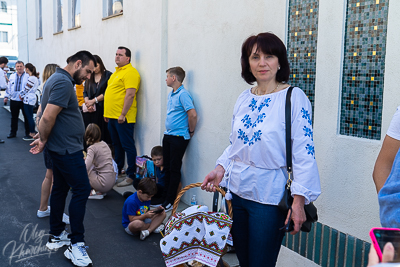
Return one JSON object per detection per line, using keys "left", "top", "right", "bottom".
{"left": 17, "top": 0, "right": 400, "bottom": 265}
{"left": 0, "top": 0, "right": 18, "bottom": 52}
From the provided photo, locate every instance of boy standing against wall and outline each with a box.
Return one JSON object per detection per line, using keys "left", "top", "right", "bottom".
{"left": 162, "top": 67, "right": 197, "bottom": 211}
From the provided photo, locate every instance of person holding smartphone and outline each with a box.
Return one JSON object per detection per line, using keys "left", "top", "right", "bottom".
{"left": 122, "top": 178, "right": 166, "bottom": 240}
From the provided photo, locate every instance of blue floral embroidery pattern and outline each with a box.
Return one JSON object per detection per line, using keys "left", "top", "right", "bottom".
{"left": 258, "top": 98, "right": 271, "bottom": 112}
{"left": 238, "top": 97, "right": 272, "bottom": 146}
{"left": 303, "top": 126, "right": 313, "bottom": 141}
{"left": 301, "top": 107, "right": 315, "bottom": 158}
{"left": 301, "top": 108, "right": 312, "bottom": 125}
{"left": 305, "top": 144, "right": 315, "bottom": 157}
{"left": 249, "top": 98, "right": 257, "bottom": 111}
{"left": 241, "top": 115, "right": 252, "bottom": 129}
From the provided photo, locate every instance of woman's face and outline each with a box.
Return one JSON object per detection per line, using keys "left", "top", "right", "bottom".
{"left": 249, "top": 45, "right": 280, "bottom": 83}
{"left": 94, "top": 63, "right": 101, "bottom": 74}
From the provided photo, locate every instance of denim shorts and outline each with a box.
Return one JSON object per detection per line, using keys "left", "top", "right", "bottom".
{"left": 43, "top": 146, "right": 53, "bottom": 170}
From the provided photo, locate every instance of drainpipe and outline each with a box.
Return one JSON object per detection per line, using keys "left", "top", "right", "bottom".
{"left": 25, "top": 0, "right": 29, "bottom": 62}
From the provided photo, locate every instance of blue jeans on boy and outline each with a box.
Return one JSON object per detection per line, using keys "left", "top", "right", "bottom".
{"left": 108, "top": 119, "right": 137, "bottom": 178}
{"left": 49, "top": 150, "right": 91, "bottom": 244}
{"left": 231, "top": 193, "right": 286, "bottom": 267}
{"left": 23, "top": 103, "right": 36, "bottom": 133}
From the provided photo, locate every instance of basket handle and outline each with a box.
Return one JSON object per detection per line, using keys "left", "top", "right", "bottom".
{"left": 171, "top": 182, "right": 233, "bottom": 218}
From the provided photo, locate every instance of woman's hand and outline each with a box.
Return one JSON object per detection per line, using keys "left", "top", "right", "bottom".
{"left": 201, "top": 165, "right": 225, "bottom": 192}
{"left": 368, "top": 242, "right": 395, "bottom": 266}
{"left": 285, "top": 195, "right": 306, "bottom": 235}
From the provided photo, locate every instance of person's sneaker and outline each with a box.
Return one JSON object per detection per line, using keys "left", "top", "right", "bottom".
{"left": 64, "top": 242, "right": 93, "bottom": 267}
{"left": 88, "top": 190, "right": 106, "bottom": 200}
{"left": 162, "top": 203, "right": 173, "bottom": 212}
{"left": 154, "top": 224, "right": 165, "bottom": 234}
{"left": 37, "top": 206, "right": 50, "bottom": 218}
{"left": 63, "top": 213, "right": 70, "bottom": 224}
{"left": 140, "top": 230, "right": 150, "bottom": 240}
{"left": 46, "top": 230, "right": 71, "bottom": 250}
{"left": 22, "top": 135, "right": 34, "bottom": 141}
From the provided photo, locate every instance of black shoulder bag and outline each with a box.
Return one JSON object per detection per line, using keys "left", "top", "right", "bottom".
{"left": 278, "top": 86, "right": 318, "bottom": 233}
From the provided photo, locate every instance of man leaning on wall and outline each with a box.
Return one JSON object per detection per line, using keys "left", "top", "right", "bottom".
{"left": 104, "top": 46, "right": 141, "bottom": 187}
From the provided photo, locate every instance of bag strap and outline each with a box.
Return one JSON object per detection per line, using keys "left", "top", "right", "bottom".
{"left": 285, "top": 87, "right": 294, "bottom": 174}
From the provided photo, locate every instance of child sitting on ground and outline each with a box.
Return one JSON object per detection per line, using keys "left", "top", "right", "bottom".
{"left": 132, "top": 146, "right": 166, "bottom": 206}
{"left": 122, "top": 178, "right": 166, "bottom": 240}
{"left": 85, "top": 123, "right": 117, "bottom": 199}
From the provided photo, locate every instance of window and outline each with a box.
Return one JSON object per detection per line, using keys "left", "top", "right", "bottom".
{"left": 1, "top": 1, "right": 7, "bottom": 13}
{"left": 339, "top": 0, "right": 389, "bottom": 140}
{"left": 36, "top": 0, "right": 43, "bottom": 38}
{"left": 54, "top": 0, "right": 63, "bottom": 33}
{"left": 103, "top": 0, "right": 123, "bottom": 17}
{"left": 286, "top": 0, "right": 319, "bottom": 115}
{"left": 71, "top": 0, "right": 81, "bottom": 28}
{"left": 0, "top": 31, "right": 8, "bottom": 42}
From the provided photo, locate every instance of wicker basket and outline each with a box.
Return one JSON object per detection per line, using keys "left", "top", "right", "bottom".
{"left": 170, "top": 182, "right": 233, "bottom": 267}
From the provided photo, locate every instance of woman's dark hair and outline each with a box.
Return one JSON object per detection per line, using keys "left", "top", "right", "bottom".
{"left": 241, "top": 32, "right": 290, "bottom": 84}
{"left": 85, "top": 123, "right": 101, "bottom": 146}
{"left": 89, "top": 55, "right": 106, "bottom": 83}
{"left": 25, "top": 63, "right": 40, "bottom": 78}
{"left": 137, "top": 177, "right": 157, "bottom": 196}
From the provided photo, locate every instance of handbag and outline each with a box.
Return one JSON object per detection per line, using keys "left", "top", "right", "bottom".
{"left": 278, "top": 86, "right": 318, "bottom": 233}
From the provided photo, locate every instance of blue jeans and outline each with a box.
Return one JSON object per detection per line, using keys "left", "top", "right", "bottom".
{"left": 48, "top": 150, "right": 91, "bottom": 244}
{"left": 108, "top": 119, "right": 137, "bottom": 178}
{"left": 231, "top": 193, "right": 286, "bottom": 267}
{"left": 23, "top": 103, "right": 36, "bottom": 134}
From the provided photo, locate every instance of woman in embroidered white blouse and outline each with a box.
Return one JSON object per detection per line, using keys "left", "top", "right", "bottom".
{"left": 201, "top": 32, "right": 321, "bottom": 266}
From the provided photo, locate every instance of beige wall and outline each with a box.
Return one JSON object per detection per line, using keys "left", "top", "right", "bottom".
{"left": 18, "top": 0, "right": 400, "bottom": 265}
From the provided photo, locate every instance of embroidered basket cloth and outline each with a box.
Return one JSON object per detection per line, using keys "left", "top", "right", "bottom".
{"left": 160, "top": 208, "right": 232, "bottom": 267}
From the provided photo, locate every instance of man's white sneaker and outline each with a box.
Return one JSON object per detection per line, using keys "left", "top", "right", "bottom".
{"left": 153, "top": 224, "right": 165, "bottom": 234}
{"left": 37, "top": 206, "right": 51, "bottom": 217}
{"left": 63, "top": 213, "right": 70, "bottom": 224}
{"left": 140, "top": 230, "right": 150, "bottom": 240}
{"left": 64, "top": 242, "right": 93, "bottom": 267}
{"left": 46, "top": 230, "right": 71, "bottom": 250}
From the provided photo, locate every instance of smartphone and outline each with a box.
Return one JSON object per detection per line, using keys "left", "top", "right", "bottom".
{"left": 152, "top": 208, "right": 164, "bottom": 214}
{"left": 370, "top": 227, "right": 400, "bottom": 262}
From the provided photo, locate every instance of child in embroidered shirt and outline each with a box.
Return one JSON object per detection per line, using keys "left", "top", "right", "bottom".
{"left": 85, "top": 123, "right": 117, "bottom": 199}
{"left": 122, "top": 178, "right": 166, "bottom": 240}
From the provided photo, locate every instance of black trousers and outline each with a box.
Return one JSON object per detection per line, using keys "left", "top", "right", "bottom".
{"left": 10, "top": 100, "right": 29, "bottom": 136}
{"left": 162, "top": 134, "right": 190, "bottom": 205}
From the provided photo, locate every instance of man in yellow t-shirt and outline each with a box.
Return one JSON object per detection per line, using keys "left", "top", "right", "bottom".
{"left": 104, "top": 46, "right": 140, "bottom": 187}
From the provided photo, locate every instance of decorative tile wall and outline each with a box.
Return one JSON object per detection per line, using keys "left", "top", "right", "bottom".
{"left": 287, "top": 0, "right": 319, "bottom": 113}
{"left": 282, "top": 222, "right": 371, "bottom": 267}
{"left": 340, "top": 0, "right": 389, "bottom": 140}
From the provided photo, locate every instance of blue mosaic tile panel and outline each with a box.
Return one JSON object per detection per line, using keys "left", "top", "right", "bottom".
{"left": 282, "top": 222, "right": 371, "bottom": 267}
{"left": 340, "top": 0, "right": 389, "bottom": 140}
{"left": 287, "top": 0, "right": 319, "bottom": 112}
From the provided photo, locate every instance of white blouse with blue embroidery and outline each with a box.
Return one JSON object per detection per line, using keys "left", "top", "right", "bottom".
{"left": 217, "top": 86, "right": 321, "bottom": 205}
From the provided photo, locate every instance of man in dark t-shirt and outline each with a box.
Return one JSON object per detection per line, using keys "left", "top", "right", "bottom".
{"left": 30, "top": 51, "right": 96, "bottom": 267}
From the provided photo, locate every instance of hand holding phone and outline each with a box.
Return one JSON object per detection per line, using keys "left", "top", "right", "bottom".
{"left": 152, "top": 208, "right": 164, "bottom": 214}
{"left": 369, "top": 227, "right": 400, "bottom": 263}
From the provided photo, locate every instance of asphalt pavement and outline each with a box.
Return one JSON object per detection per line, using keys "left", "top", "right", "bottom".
{"left": 0, "top": 106, "right": 167, "bottom": 267}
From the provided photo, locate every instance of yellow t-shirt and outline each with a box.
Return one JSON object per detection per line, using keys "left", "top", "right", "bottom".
{"left": 104, "top": 63, "right": 141, "bottom": 123}
{"left": 75, "top": 83, "right": 85, "bottom": 107}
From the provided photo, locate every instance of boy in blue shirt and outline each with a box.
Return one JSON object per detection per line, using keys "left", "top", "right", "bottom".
{"left": 162, "top": 67, "right": 197, "bottom": 211}
{"left": 122, "top": 178, "right": 166, "bottom": 240}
